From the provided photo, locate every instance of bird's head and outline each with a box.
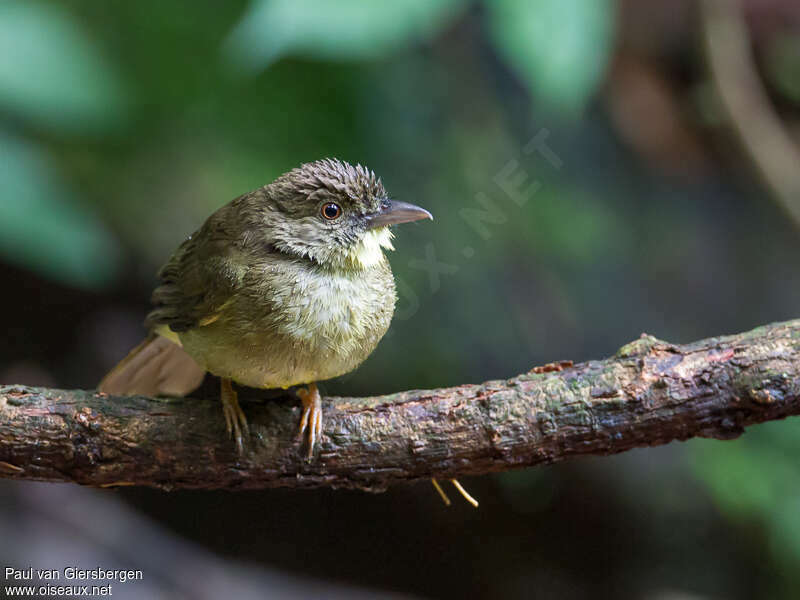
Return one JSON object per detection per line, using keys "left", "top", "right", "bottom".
{"left": 252, "top": 159, "right": 432, "bottom": 269}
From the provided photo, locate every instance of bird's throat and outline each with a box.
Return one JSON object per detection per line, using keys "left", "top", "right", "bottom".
{"left": 347, "top": 227, "right": 394, "bottom": 269}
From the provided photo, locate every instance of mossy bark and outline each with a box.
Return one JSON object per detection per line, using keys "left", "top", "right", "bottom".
{"left": 2, "top": 319, "right": 800, "bottom": 491}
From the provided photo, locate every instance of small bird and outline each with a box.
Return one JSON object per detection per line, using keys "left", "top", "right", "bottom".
{"left": 99, "top": 158, "right": 432, "bottom": 457}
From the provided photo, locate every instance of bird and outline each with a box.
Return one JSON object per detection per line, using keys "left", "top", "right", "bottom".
{"left": 99, "top": 158, "right": 432, "bottom": 458}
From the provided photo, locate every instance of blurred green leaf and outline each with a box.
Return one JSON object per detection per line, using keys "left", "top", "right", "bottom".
{"left": 691, "top": 420, "right": 800, "bottom": 574}
{"left": 0, "top": 0, "right": 126, "bottom": 132}
{"left": 0, "top": 132, "right": 120, "bottom": 289}
{"left": 764, "top": 33, "right": 800, "bottom": 105}
{"left": 486, "top": 0, "right": 614, "bottom": 115}
{"left": 224, "top": 0, "right": 466, "bottom": 71}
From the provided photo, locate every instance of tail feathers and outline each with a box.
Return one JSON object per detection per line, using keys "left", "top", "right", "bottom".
{"left": 99, "top": 333, "right": 206, "bottom": 397}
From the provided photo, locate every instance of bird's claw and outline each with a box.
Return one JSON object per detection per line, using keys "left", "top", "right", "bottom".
{"left": 221, "top": 378, "right": 249, "bottom": 455}
{"left": 297, "top": 383, "right": 323, "bottom": 460}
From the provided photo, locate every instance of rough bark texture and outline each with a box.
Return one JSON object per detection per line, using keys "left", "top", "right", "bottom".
{"left": 2, "top": 319, "right": 800, "bottom": 492}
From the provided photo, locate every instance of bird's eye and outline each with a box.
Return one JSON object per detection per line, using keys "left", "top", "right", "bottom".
{"left": 321, "top": 202, "right": 342, "bottom": 220}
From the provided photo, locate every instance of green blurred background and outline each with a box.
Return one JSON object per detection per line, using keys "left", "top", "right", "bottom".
{"left": 2, "top": 0, "right": 800, "bottom": 598}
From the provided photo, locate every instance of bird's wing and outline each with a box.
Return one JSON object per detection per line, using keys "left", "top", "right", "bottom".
{"left": 145, "top": 203, "right": 248, "bottom": 333}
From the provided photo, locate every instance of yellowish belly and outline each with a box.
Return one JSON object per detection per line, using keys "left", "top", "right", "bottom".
{"left": 172, "top": 262, "right": 396, "bottom": 389}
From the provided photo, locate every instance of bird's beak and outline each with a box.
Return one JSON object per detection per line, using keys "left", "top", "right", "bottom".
{"left": 365, "top": 200, "right": 433, "bottom": 229}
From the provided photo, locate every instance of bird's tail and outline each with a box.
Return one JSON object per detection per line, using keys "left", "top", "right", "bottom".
{"left": 98, "top": 332, "right": 206, "bottom": 397}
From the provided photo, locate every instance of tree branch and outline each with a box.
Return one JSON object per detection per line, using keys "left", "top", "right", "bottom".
{"left": 2, "top": 319, "right": 800, "bottom": 491}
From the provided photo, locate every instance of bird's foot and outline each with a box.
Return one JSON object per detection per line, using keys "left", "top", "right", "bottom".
{"left": 221, "top": 377, "right": 249, "bottom": 454}
{"left": 297, "top": 383, "right": 323, "bottom": 460}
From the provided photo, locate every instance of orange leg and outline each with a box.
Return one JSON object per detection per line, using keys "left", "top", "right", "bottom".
{"left": 297, "top": 383, "right": 323, "bottom": 460}
{"left": 221, "top": 377, "right": 249, "bottom": 454}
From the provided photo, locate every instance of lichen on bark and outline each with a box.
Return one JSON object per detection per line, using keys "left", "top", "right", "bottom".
{"left": 1, "top": 319, "right": 800, "bottom": 491}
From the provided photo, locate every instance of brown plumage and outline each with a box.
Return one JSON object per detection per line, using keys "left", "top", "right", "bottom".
{"left": 99, "top": 158, "right": 432, "bottom": 457}
{"left": 99, "top": 333, "right": 204, "bottom": 397}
